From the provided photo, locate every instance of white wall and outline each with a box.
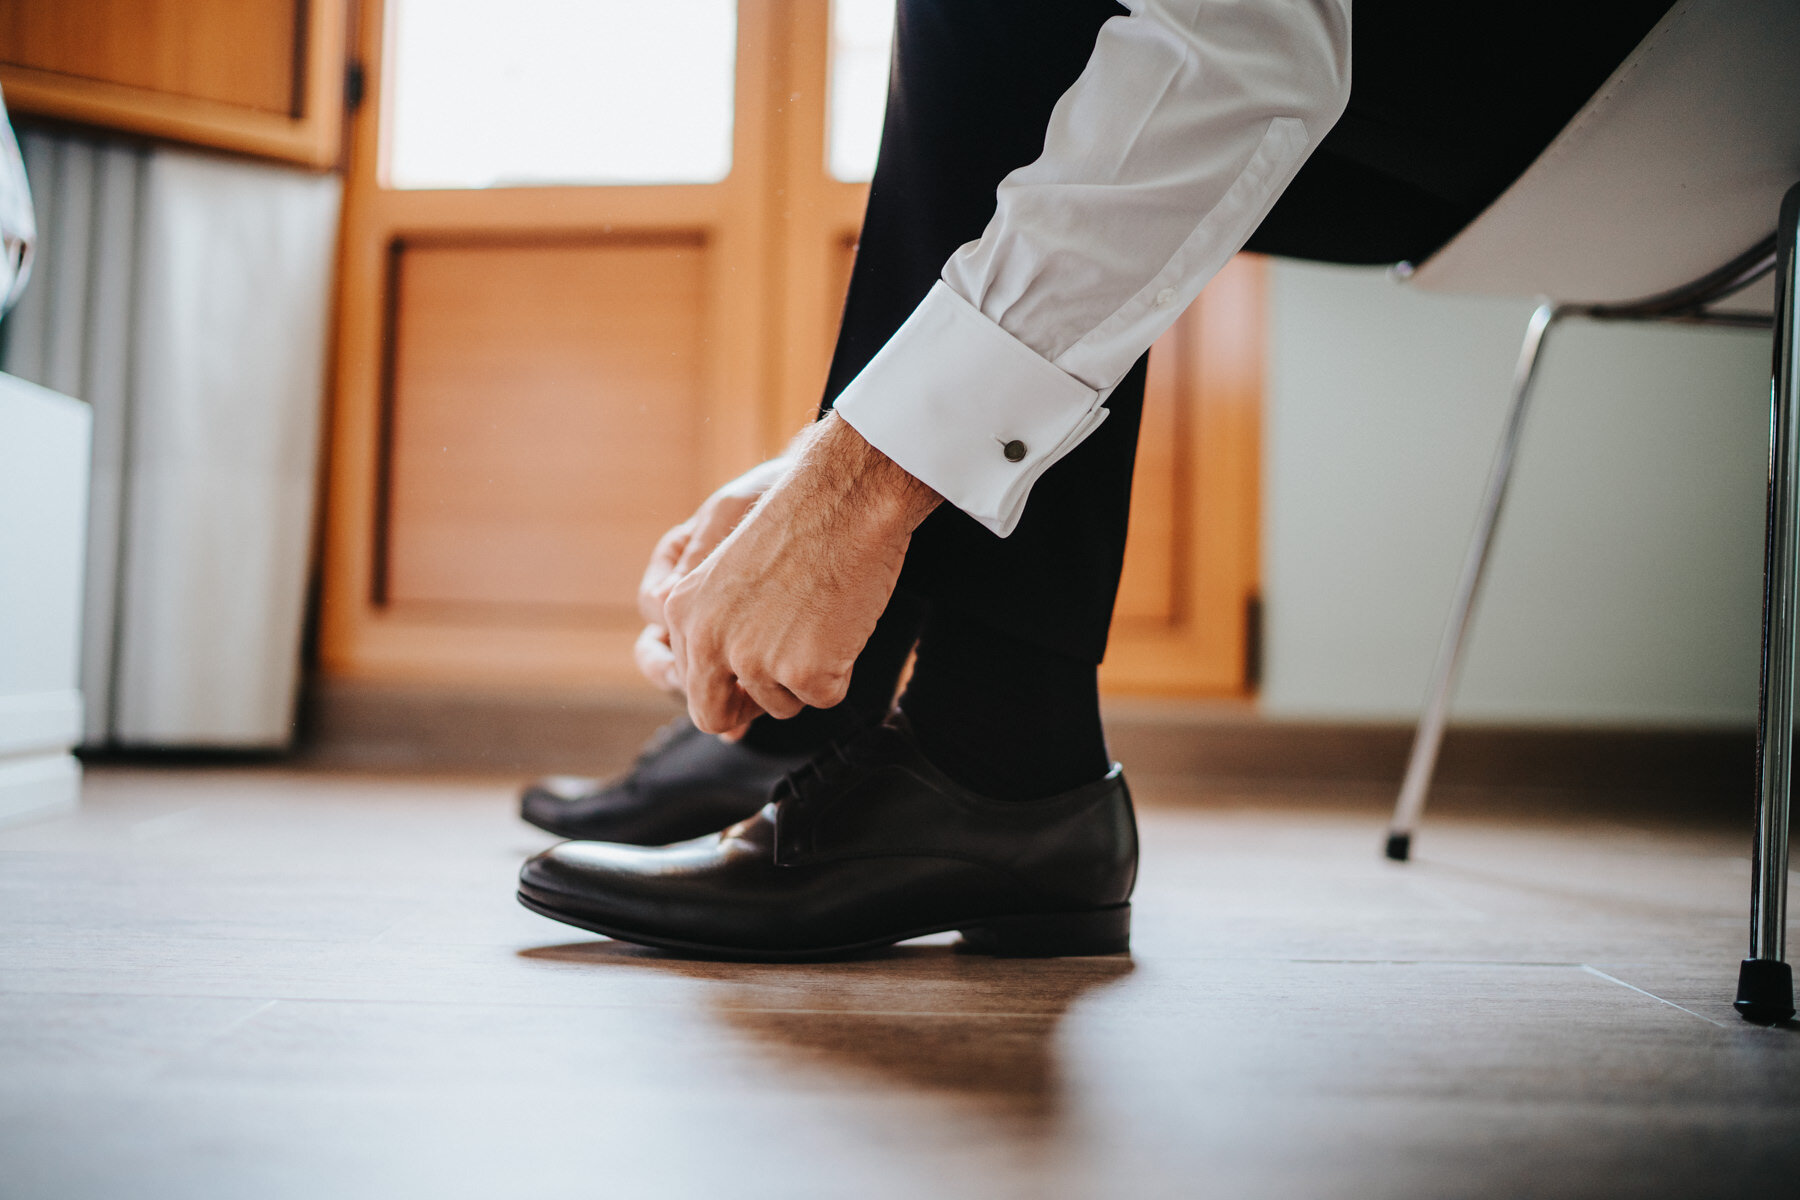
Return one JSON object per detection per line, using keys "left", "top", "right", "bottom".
{"left": 0, "top": 372, "right": 89, "bottom": 822}
{"left": 1262, "top": 261, "right": 1771, "bottom": 727}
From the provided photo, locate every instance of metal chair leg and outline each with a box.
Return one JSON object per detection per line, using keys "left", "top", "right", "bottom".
{"left": 1736, "top": 184, "right": 1800, "bottom": 1025}
{"left": 1385, "top": 304, "right": 1562, "bottom": 862}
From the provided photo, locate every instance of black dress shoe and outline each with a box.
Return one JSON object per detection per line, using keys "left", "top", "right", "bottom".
{"left": 518, "top": 718, "right": 813, "bottom": 844}
{"left": 517, "top": 717, "right": 1137, "bottom": 960}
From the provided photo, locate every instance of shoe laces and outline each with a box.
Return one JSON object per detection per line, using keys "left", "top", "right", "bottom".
{"left": 767, "top": 739, "right": 863, "bottom": 862}
{"left": 772, "top": 740, "right": 856, "bottom": 814}
{"left": 598, "top": 716, "right": 694, "bottom": 788}
{"left": 634, "top": 717, "right": 694, "bottom": 765}
{"left": 767, "top": 723, "right": 903, "bottom": 862}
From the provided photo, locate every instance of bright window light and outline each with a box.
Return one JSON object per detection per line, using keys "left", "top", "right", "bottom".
{"left": 387, "top": 0, "right": 738, "bottom": 189}
{"left": 827, "top": 0, "right": 895, "bottom": 183}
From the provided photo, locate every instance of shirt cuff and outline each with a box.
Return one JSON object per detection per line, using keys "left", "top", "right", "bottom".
{"left": 831, "top": 281, "right": 1109, "bottom": 538}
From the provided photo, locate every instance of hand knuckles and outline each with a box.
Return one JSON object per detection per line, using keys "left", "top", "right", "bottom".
{"left": 733, "top": 657, "right": 774, "bottom": 686}
{"left": 690, "top": 696, "right": 732, "bottom": 734}
{"left": 788, "top": 666, "right": 849, "bottom": 706}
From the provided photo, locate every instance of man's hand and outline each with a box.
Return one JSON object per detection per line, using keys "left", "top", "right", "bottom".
{"left": 633, "top": 456, "right": 791, "bottom": 694}
{"left": 662, "top": 413, "right": 940, "bottom": 734}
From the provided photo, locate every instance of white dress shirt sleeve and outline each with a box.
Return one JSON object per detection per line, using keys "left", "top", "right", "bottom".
{"left": 832, "top": 0, "right": 1352, "bottom": 536}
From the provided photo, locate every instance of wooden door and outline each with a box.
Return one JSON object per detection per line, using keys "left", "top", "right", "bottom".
{"left": 320, "top": 0, "right": 1261, "bottom": 697}
{"left": 321, "top": 0, "right": 779, "bottom": 685}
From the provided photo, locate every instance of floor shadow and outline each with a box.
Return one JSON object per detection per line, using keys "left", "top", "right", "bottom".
{"left": 520, "top": 938, "right": 1134, "bottom": 1129}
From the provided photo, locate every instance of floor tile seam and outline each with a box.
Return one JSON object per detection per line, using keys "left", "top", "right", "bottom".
{"left": 1578, "top": 964, "right": 1733, "bottom": 1029}
{"left": 0, "top": 988, "right": 290, "bottom": 1005}
{"left": 131, "top": 999, "right": 286, "bottom": 1086}
{"left": 0, "top": 988, "right": 312, "bottom": 1003}
{"left": 0, "top": 931, "right": 447, "bottom": 946}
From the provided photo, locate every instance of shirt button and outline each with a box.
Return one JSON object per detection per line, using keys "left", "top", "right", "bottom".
{"left": 1154, "top": 287, "right": 1178, "bottom": 308}
{"left": 1002, "top": 439, "right": 1027, "bottom": 462}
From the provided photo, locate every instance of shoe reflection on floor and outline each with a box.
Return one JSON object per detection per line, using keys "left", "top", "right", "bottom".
{"left": 517, "top": 939, "right": 1134, "bottom": 1130}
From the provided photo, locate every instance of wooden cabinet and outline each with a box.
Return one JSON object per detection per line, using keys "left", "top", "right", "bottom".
{"left": 320, "top": 0, "right": 1261, "bottom": 696}
{"left": 0, "top": 0, "right": 349, "bottom": 167}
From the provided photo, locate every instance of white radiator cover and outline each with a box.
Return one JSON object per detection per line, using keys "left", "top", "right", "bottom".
{"left": 3, "top": 137, "right": 341, "bottom": 748}
{"left": 0, "top": 372, "right": 88, "bottom": 822}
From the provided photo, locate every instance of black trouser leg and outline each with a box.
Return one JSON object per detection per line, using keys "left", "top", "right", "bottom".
{"left": 823, "top": 0, "right": 1149, "bottom": 667}
{"left": 784, "top": 1, "right": 1138, "bottom": 794}
{"left": 899, "top": 607, "right": 1110, "bottom": 800}
{"left": 751, "top": 0, "right": 1146, "bottom": 760}
{"left": 752, "top": 2, "right": 1142, "bottom": 773}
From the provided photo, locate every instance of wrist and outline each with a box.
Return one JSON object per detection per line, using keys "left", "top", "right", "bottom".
{"left": 808, "top": 412, "right": 941, "bottom": 533}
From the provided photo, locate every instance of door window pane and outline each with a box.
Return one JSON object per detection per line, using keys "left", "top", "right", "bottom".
{"left": 827, "top": 0, "right": 895, "bottom": 183}
{"left": 388, "top": 0, "right": 737, "bottom": 189}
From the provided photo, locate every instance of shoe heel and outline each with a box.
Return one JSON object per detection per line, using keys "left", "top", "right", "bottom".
{"left": 960, "top": 904, "right": 1131, "bottom": 957}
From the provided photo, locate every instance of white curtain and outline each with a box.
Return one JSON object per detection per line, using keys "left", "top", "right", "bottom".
{"left": 1, "top": 132, "right": 341, "bottom": 749}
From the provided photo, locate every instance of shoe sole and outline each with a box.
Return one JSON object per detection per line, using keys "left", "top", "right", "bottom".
{"left": 517, "top": 886, "right": 1130, "bottom": 962}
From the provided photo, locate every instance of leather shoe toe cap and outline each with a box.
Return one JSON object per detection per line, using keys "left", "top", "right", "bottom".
{"left": 521, "top": 839, "right": 646, "bottom": 897}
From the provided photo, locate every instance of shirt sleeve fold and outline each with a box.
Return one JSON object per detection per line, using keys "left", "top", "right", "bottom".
{"left": 835, "top": 0, "right": 1352, "bottom": 536}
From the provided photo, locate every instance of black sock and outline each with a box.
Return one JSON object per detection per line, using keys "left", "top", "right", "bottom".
{"left": 897, "top": 608, "right": 1109, "bottom": 801}
{"left": 738, "top": 589, "right": 926, "bottom": 755}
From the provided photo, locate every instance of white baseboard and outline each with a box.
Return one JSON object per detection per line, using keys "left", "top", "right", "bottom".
{"left": 0, "top": 689, "right": 83, "bottom": 758}
{"left": 0, "top": 753, "right": 80, "bottom": 827}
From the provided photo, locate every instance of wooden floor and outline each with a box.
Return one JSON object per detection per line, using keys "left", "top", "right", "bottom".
{"left": 2, "top": 765, "right": 1797, "bottom": 1199}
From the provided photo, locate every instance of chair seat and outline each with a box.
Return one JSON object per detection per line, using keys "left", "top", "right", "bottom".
{"left": 1410, "top": 0, "right": 1800, "bottom": 307}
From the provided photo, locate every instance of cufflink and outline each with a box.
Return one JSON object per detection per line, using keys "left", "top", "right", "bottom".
{"left": 1001, "top": 439, "right": 1026, "bottom": 463}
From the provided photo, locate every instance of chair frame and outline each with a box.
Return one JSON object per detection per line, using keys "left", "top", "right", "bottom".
{"left": 1383, "top": 184, "right": 1800, "bottom": 1025}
